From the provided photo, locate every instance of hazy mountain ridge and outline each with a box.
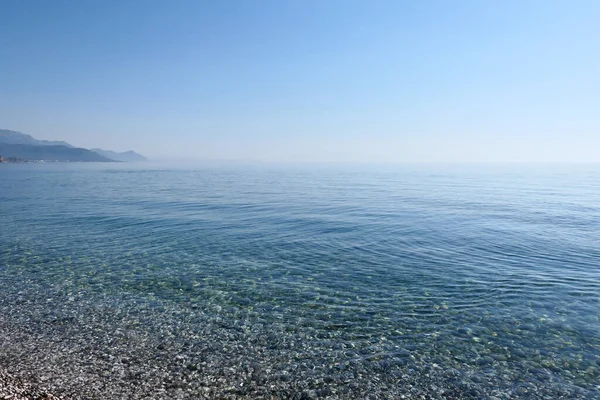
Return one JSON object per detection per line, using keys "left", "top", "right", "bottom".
{"left": 0, "top": 129, "right": 146, "bottom": 162}
{"left": 0, "top": 129, "right": 73, "bottom": 148}
{"left": 0, "top": 143, "right": 114, "bottom": 162}
{"left": 91, "top": 148, "right": 147, "bottom": 162}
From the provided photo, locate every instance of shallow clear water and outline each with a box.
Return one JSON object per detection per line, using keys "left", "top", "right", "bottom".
{"left": 0, "top": 163, "right": 599, "bottom": 399}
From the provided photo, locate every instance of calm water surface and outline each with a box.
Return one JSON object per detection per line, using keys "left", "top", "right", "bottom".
{"left": 0, "top": 163, "right": 599, "bottom": 399}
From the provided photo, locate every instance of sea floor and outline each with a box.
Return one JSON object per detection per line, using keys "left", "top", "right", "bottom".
{"left": 1, "top": 283, "right": 597, "bottom": 399}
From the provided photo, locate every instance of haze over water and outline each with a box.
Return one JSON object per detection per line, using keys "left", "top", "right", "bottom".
{"left": 1, "top": 163, "right": 599, "bottom": 399}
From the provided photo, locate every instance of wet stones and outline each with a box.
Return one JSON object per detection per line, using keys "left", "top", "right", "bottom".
{"left": 0, "top": 367, "right": 62, "bottom": 400}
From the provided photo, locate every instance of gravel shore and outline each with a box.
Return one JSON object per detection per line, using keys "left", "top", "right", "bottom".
{"left": 0, "top": 367, "right": 61, "bottom": 400}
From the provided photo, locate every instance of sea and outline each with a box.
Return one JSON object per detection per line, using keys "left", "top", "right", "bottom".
{"left": 0, "top": 162, "right": 598, "bottom": 399}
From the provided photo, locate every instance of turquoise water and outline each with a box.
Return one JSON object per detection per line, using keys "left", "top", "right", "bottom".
{"left": 0, "top": 163, "right": 599, "bottom": 399}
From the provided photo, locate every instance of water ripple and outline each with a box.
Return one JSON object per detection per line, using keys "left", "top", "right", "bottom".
{"left": 0, "top": 163, "right": 599, "bottom": 399}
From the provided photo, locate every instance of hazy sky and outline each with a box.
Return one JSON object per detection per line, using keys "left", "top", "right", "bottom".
{"left": 1, "top": 0, "right": 599, "bottom": 162}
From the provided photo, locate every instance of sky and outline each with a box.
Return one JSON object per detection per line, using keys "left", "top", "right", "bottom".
{"left": 1, "top": 0, "right": 599, "bottom": 162}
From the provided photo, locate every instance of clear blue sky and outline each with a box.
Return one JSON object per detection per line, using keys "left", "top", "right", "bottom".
{"left": 1, "top": 0, "right": 599, "bottom": 162}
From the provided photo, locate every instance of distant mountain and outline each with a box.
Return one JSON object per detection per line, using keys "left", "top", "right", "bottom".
{"left": 91, "top": 148, "right": 147, "bottom": 162}
{"left": 0, "top": 143, "right": 114, "bottom": 162}
{"left": 0, "top": 129, "right": 147, "bottom": 162}
{"left": 0, "top": 129, "right": 74, "bottom": 148}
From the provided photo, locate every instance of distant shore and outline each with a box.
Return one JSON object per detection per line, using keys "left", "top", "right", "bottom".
{"left": 0, "top": 157, "right": 74, "bottom": 163}
{"left": 0, "top": 157, "right": 117, "bottom": 163}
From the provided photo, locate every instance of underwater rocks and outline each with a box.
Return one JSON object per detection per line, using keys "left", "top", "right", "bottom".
{"left": 0, "top": 284, "right": 598, "bottom": 400}
{"left": 0, "top": 367, "right": 61, "bottom": 399}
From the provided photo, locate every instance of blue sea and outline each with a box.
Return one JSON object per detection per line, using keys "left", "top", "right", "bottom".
{"left": 0, "top": 163, "right": 599, "bottom": 399}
